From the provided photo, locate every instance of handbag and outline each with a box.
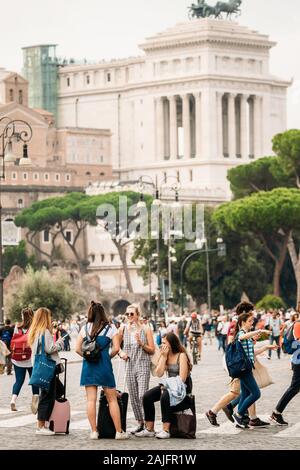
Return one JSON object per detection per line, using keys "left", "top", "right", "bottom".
{"left": 253, "top": 358, "right": 274, "bottom": 389}
{"left": 29, "top": 335, "right": 56, "bottom": 391}
{"left": 170, "top": 395, "right": 196, "bottom": 439}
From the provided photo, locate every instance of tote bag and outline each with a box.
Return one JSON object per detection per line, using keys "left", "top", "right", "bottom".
{"left": 170, "top": 395, "right": 196, "bottom": 439}
{"left": 253, "top": 358, "right": 274, "bottom": 389}
{"left": 29, "top": 335, "right": 56, "bottom": 391}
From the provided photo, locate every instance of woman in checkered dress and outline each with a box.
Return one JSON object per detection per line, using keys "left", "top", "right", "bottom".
{"left": 119, "top": 304, "right": 155, "bottom": 434}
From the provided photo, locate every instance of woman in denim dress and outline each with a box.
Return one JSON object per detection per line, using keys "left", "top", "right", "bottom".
{"left": 76, "top": 301, "right": 129, "bottom": 440}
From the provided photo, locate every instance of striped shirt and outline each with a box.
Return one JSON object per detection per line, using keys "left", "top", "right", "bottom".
{"left": 237, "top": 329, "right": 255, "bottom": 366}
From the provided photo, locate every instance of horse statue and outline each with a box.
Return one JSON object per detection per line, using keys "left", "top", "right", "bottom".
{"left": 215, "top": 0, "right": 242, "bottom": 19}
{"left": 188, "top": 0, "right": 242, "bottom": 19}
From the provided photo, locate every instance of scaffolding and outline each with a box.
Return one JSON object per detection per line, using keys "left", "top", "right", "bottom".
{"left": 22, "top": 45, "right": 58, "bottom": 121}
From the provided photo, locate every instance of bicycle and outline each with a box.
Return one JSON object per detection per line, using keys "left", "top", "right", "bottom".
{"left": 190, "top": 332, "right": 202, "bottom": 365}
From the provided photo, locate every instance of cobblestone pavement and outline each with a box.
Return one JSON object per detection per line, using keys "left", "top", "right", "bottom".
{"left": 0, "top": 341, "right": 299, "bottom": 450}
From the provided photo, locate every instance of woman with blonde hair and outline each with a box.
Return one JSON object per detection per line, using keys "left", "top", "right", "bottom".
{"left": 119, "top": 304, "right": 155, "bottom": 434}
{"left": 28, "top": 308, "right": 65, "bottom": 436}
{"left": 10, "top": 308, "right": 39, "bottom": 413}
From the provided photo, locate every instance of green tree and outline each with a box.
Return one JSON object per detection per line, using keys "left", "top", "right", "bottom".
{"left": 273, "top": 129, "right": 300, "bottom": 187}
{"left": 6, "top": 267, "right": 82, "bottom": 321}
{"left": 256, "top": 295, "right": 286, "bottom": 310}
{"left": 227, "top": 156, "right": 293, "bottom": 200}
{"left": 80, "top": 191, "right": 153, "bottom": 293}
{"left": 15, "top": 192, "right": 89, "bottom": 274}
{"left": 213, "top": 188, "right": 300, "bottom": 298}
{"left": 3, "top": 241, "right": 37, "bottom": 277}
{"left": 134, "top": 207, "right": 272, "bottom": 308}
{"left": 272, "top": 130, "right": 300, "bottom": 303}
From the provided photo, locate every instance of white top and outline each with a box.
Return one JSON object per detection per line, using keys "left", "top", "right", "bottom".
{"left": 11, "top": 327, "right": 32, "bottom": 369}
{"left": 221, "top": 322, "right": 231, "bottom": 336}
{"left": 80, "top": 323, "right": 118, "bottom": 340}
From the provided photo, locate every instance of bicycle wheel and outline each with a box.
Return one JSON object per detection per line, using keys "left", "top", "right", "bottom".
{"left": 192, "top": 343, "right": 198, "bottom": 365}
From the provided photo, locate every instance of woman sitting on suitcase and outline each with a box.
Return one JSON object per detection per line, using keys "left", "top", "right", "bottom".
{"left": 136, "top": 332, "right": 193, "bottom": 439}
{"left": 76, "top": 301, "right": 129, "bottom": 440}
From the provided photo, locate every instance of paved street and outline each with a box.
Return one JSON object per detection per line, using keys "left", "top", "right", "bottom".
{"left": 0, "top": 341, "right": 299, "bottom": 450}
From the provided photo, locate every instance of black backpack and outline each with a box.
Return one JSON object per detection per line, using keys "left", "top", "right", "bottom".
{"left": 225, "top": 336, "right": 252, "bottom": 379}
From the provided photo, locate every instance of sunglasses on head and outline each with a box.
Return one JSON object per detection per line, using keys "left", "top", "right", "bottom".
{"left": 126, "top": 312, "right": 135, "bottom": 317}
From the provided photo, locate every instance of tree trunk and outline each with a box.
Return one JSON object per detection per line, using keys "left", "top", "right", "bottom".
{"left": 116, "top": 244, "right": 133, "bottom": 293}
{"left": 287, "top": 234, "right": 300, "bottom": 304}
{"left": 272, "top": 232, "right": 290, "bottom": 297}
{"left": 273, "top": 261, "right": 282, "bottom": 297}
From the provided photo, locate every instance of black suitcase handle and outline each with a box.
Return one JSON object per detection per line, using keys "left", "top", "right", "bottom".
{"left": 60, "top": 358, "right": 67, "bottom": 399}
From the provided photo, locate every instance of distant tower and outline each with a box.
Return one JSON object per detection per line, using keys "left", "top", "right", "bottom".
{"left": 22, "top": 45, "right": 58, "bottom": 121}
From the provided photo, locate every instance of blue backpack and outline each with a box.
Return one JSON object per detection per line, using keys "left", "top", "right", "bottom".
{"left": 225, "top": 337, "right": 252, "bottom": 379}
{"left": 282, "top": 322, "right": 299, "bottom": 355}
{"left": 0, "top": 329, "right": 12, "bottom": 347}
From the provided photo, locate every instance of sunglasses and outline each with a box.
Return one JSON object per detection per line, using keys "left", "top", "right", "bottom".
{"left": 126, "top": 312, "right": 135, "bottom": 317}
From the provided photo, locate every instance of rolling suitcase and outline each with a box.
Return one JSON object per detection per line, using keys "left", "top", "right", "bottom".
{"left": 97, "top": 359, "right": 128, "bottom": 439}
{"left": 48, "top": 358, "right": 71, "bottom": 434}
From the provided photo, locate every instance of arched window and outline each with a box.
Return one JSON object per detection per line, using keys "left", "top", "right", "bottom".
{"left": 18, "top": 90, "right": 23, "bottom": 104}
{"left": 17, "top": 199, "right": 24, "bottom": 208}
{"left": 9, "top": 89, "right": 14, "bottom": 101}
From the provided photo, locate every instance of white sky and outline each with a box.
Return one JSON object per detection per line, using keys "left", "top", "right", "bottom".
{"left": 1, "top": 0, "right": 299, "bottom": 127}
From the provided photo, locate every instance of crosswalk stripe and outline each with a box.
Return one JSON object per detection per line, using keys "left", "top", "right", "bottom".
{"left": 274, "top": 422, "right": 300, "bottom": 437}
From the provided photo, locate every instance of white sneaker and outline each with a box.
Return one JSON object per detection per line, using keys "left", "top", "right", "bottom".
{"left": 115, "top": 431, "right": 130, "bottom": 440}
{"left": 31, "top": 395, "right": 39, "bottom": 415}
{"left": 36, "top": 427, "right": 55, "bottom": 436}
{"left": 90, "top": 431, "right": 99, "bottom": 440}
{"left": 156, "top": 430, "right": 171, "bottom": 439}
{"left": 135, "top": 428, "right": 156, "bottom": 438}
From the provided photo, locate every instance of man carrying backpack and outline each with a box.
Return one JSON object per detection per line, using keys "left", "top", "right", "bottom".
{"left": 0, "top": 319, "right": 14, "bottom": 375}
{"left": 270, "top": 319, "right": 300, "bottom": 426}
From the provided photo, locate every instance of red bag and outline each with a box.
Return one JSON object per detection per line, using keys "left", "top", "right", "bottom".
{"left": 11, "top": 329, "right": 31, "bottom": 361}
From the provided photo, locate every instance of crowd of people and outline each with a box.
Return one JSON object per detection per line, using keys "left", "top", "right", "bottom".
{"left": 0, "top": 301, "right": 299, "bottom": 439}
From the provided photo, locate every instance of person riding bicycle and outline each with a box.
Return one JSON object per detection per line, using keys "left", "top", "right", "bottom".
{"left": 184, "top": 312, "right": 204, "bottom": 360}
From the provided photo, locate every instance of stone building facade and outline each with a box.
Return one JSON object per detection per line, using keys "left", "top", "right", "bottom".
{"left": 57, "top": 19, "right": 290, "bottom": 203}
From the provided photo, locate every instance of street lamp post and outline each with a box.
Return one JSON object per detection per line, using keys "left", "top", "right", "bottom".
{"left": 180, "top": 239, "right": 226, "bottom": 315}
{"left": 0, "top": 118, "right": 33, "bottom": 325}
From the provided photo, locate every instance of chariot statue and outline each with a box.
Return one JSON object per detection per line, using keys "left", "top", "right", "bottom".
{"left": 188, "top": 0, "right": 242, "bottom": 20}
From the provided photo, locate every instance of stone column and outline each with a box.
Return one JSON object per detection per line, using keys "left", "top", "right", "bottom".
{"left": 182, "top": 93, "right": 191, "bottom": 159}
{"left": 254, "top": 95, "right": 262, "bottom": 158}
{"left": 168, "top": 95, "right": 178, "bottom": 160}
{"left": 217, "top": 92, "right": 223, "bottom": 157}
{"left": 195, "top": 92, "right": 202, "bottom": 158}
{"left": 240, "top": 94, "right": 249, "bottom": 159}
{"left": 156, "top": 96, "right": 164, "bottom": 160}
{"left": 201, "top": 89, "right": 217, "bottom": 159}
{"left": 228, "top": 93, "right": 236, "bottom": 158}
